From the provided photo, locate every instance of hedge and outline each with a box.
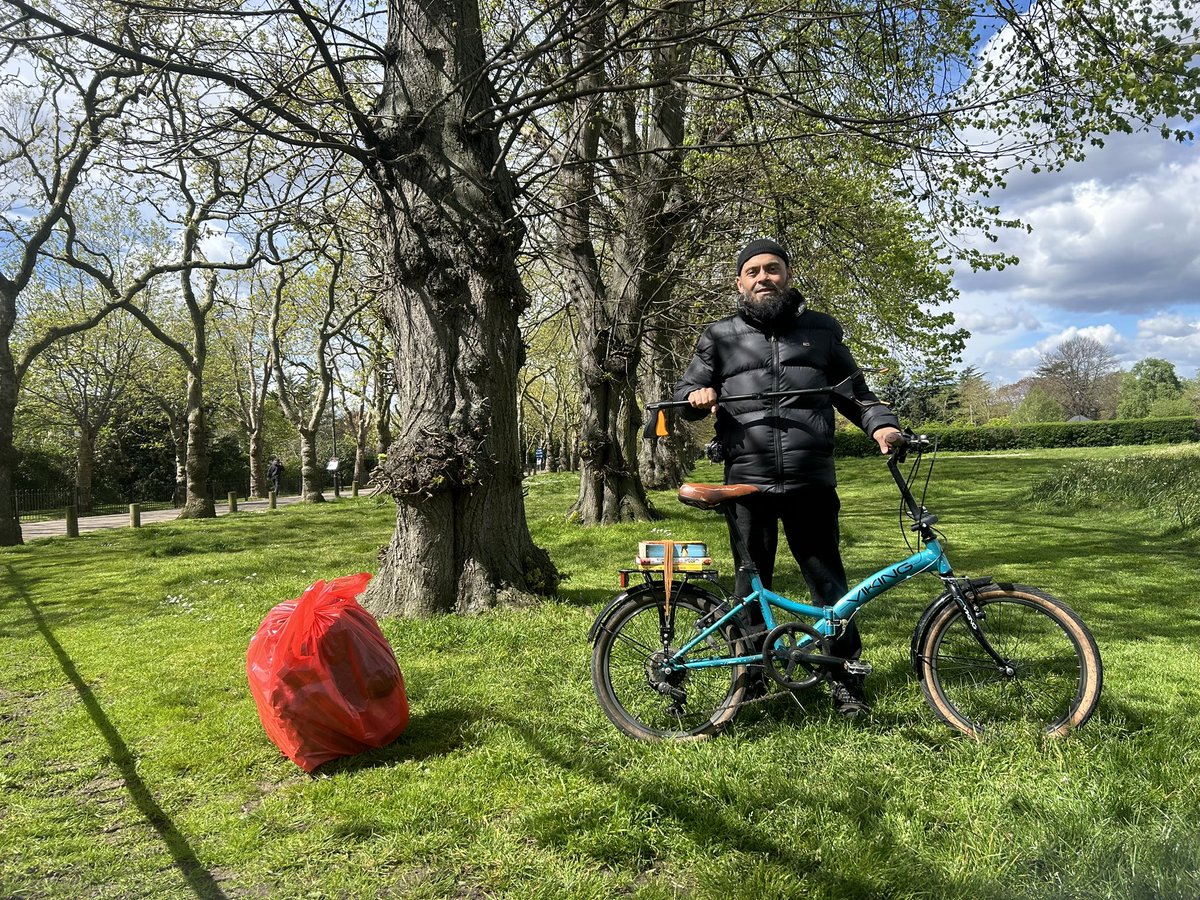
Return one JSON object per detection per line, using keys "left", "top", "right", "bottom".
{"left": 834, "top": 416, "right": 1200, "bottom": 457}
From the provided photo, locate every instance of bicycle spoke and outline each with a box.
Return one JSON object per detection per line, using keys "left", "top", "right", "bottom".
{"left": 920, "top": 589, "right": 1101, "bottom": 737}
{"left": 592, "top": 591, "right": 746, "bottom": 741}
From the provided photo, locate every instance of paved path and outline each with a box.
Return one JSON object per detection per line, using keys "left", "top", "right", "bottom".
{"left": 21, "top": 494, "right": 313, "bottom": 541}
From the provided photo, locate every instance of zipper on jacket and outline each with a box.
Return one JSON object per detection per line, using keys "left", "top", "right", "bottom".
{"left": 771, "top": 334, "right": 784, "bottom": 479}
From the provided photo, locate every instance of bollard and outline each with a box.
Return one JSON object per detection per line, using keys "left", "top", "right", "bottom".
{"left": 130, "top": 504, "right": 141, "bottom": 528}
{"left": 352, "top": 480, "right": 359, "bottom": 497}
{"left": 228, "top": 491, "right": 238, "bottom": 513}
{"left": 268, "top": 490, "right": 277, "bottom": 509}
{"left": 65, "top": 505, "right": 79, "bottom": 538}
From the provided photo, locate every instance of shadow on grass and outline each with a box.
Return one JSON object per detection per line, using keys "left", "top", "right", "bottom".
{"left": 315, "top": 704, "right": 487, "bottom": 775}
{"left": 2, "top": 564, "right": 230, "bottom": 900}
{"left": 492, "top": 710, "right": 969, "bottom": 898}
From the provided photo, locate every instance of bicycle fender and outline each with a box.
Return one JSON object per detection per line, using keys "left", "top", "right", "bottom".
{"left": 910, "top": 592, "right": 955, "bottom": 679}
{"left": 910, "top": 578, "right": 1007, "bottom": 678}
{"left": 586, "top": 582, "right": 724, "bottom": 644}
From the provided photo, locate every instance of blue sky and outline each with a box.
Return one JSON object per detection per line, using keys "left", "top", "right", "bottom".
{"left": 949, "top": 123, "right": 1200, "bottom": 387}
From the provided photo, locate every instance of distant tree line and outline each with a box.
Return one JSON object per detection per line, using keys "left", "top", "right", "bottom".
{"left": 868, "top": 336, "right": 1199, "bottom": 428}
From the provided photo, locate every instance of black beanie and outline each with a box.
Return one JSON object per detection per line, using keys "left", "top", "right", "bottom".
{"left": 735, "top": 239, "right": 790, "bottom": 275}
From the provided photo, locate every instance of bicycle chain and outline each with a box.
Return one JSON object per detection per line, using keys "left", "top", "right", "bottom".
{"left": 732, "top": 626, "right": 829, "bottom": 708}
{"left": 684, "top": 619, "right": 827, "bottom": 708}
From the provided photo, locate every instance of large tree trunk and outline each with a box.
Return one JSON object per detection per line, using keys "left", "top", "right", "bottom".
{"left": 76, "top": 424, "right": 97, "bottom": 514}
{"left": 639, "top": 320, "right": 697, "bottom": 491}
{"left": 353, "top": 417, "right": 370, "bottom": 488}
{"left": 298, "top": 426, "right": 325, "bottom": 503}
{"left": 248, "top": 424, "right": 266, "bottom": 498}
{"left": 177, "top": 365, "right": 215, "bottom": 518}
{"left": 169, "top": 413, "right": 187, "bottom": 508}
{"left": 558, "top": 5, "right": 693, "bottom": 523}
{"left": 0, "top": 341, "right": 21, "bottom": 545}
{"left": 361, "top": 0, "right": 556, "bottom": 618}
{"left": 575, "top": 377, "right": 655, "bottom": 523}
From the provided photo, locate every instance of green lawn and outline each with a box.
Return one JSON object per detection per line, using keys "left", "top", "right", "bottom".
{"left": 3, "top": 447, "right": 1200, "bottom": 899}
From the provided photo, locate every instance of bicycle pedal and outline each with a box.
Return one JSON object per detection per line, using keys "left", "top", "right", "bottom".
{"left": 843, "top": 660, "right": 873, "bottom": 677}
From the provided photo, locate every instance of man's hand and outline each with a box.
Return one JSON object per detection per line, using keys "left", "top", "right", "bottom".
{"left": 873, "top": 426, "right": 902, "bottom": 454}
{"left": 688, "top": 387, "right": 719, "bottom": 415}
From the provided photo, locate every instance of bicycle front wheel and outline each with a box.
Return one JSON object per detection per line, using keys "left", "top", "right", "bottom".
{"left": 917, "top": 586, "right": 1102, "bottom": 737}
{"left": 592, "top": 591, "right": 747, "bottom": 741}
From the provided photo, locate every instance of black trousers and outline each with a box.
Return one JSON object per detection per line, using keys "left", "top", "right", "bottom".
{"left": 728, "top": 484, "right": 863, "bottom": 675}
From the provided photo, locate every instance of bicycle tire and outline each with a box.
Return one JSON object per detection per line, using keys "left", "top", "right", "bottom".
{"left": 917, "top": 585, "right": 1102, "bottom": 737}
{"left": 591, "top": 590, "right": 748, "bottom": 741}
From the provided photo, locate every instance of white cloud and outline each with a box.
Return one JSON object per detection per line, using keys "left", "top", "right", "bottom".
{"left": 199, "top": 233, "right": 242, "bottom": 263}
{"left": 1132, "top": 314, "right": 1200, "bottom": 370}
{"left": 957, "top": 139, "right": 1200, "bottom": 312}
{"left": 953, "top": 303, "right": 1042, "bottom": 335}
{"left": 1137, "top": 313, "right": 1197, "bottom": 339}
{"left": 1033, "top": 323, "right": 1128, "bottom": 356}
{"left": 952, "top": 130, "right": 1200, "bottom": 383}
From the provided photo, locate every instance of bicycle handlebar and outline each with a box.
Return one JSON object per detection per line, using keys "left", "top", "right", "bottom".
{"left": 884, "top": 430, "right": 930, "bottom": 463}
{"left": 645, "top": 382, "right": 856, "bottom": 412}
{"left": 646, "top": 370, "right": 894, "bottom": 413}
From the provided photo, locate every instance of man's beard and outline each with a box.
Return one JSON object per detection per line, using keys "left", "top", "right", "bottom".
{"left": 738, "top": 285, "right": 793, "bottom": 325}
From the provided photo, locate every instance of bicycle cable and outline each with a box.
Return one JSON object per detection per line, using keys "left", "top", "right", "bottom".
{"left": 898, "top": 440, "right": 949, "bottom": 555}
{"left": 899, "top": 448, "right": 923, "bottom": 555}
{"left": 919, "top": 438, "right": 938, "bottom": 514}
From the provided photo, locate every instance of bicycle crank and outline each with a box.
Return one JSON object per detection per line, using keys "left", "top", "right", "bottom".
{"left": 762, "top": 621, "right": 832, "bottom": 690}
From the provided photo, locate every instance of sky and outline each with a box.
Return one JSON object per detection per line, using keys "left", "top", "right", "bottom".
{"left": 948, "top": 125, "right": 1200, "bottom": 389}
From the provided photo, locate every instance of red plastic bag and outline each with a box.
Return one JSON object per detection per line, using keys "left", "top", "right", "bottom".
{"left": 246, "top": 573, "right": 409, "bottom": 772}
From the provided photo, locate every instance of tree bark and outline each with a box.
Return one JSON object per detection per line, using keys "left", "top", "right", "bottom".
{"left": 639, "top": 320, "right": 697, "bottom": 491}
{"left": 575, "top": 377, "right": 655, "bottom": 523}
{"left": 249, "top": 424, "right": 266, "bottom": 497}
{"left": 298, "top": 426, "right": 325, "bottom": 503}
{"left": 353, "top": 414, "right": 370, "bottom": 487}
{"left": 0, "top": 330, "right": 21, "bottom": 544}
{"left": 76, "top": 424, "right": 97, "bottom": 514}
{"left": 177, "top": 363, "right": 214, "bottom": 518}
{"left": 555, "top": 2, "right": 693, "bottom": 523}
{"left": 168, "top": 409, "right": 187, "bottom": 507}
{"left": 361, "top": 0, "right": 556, "bottom": 617}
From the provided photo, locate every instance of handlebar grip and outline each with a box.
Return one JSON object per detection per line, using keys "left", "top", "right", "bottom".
{"left": 885, "top": 431, "right": 930, "bottom": 457}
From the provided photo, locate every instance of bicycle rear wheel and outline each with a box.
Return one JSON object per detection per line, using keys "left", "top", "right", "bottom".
{"left": 917, "top": 586, "right": 1102, "bottom": 737}
{"left": 591, "top": 590, "right": 747, "bottom": 741}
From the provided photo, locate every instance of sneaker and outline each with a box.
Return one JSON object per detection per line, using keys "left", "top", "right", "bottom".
{"left": 830, "top": 680, "right": 870, "bottom": 719}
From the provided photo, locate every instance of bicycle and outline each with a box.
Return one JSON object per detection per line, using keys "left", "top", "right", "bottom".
{"left": 589, "top": 388, "right": 1103, "bottom": 741}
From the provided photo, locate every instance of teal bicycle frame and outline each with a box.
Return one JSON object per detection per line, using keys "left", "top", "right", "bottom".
{"left": 669, "top": 538, "right": 952, "bottom": 672}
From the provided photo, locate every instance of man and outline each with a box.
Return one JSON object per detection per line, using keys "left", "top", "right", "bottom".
{"left": 267, "top": 457, "right": 284, "bottom": 495}
{"left": 673, "top": 238, "right": 901, "bottom": 717}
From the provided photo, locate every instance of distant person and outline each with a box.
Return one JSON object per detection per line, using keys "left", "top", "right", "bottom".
{"left": 267, "top": 457, "right": 284, "bottom": 495}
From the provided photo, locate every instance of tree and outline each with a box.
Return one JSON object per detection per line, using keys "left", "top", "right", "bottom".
{"left": 877, "top": 363, "right": 961, "bottom": 426}
{"left": 1035, "top": 335, "right": 1119, "bottom": 419}
{"left": 269, "top": 240, "right": 373, "bottom": 504}
{"left": 1117, "top": 358, "right": 1184, "bottom": 419}
{"left": 0, "top": 45, "right": 150, "bottom": 543}
{"left": 954, "top": 367, "right": 999, "bottom": 425}
{"left": 212, "top": 269, "right": 275, "bottom": 497}
{"left": 19, "top": 295, "right": 142, "bottom": 513}
{"left": 1010, "top": 385, "right": 1066, "bottom": 423}
{"left": 11, "top": 0, "right": 1199, "bottom": 604}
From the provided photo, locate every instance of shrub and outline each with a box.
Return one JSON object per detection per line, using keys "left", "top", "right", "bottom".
{"left": 834, "top": 417, "right": 1200, "bottom": 457}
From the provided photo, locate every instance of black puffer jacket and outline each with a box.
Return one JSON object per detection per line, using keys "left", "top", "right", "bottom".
{"left": 673, "top": 293, "right": 899, "bottom": 490}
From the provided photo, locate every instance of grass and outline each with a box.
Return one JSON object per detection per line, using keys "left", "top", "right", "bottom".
{"left": 2, "top": 446, "right": 1200, "bottom": 898}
